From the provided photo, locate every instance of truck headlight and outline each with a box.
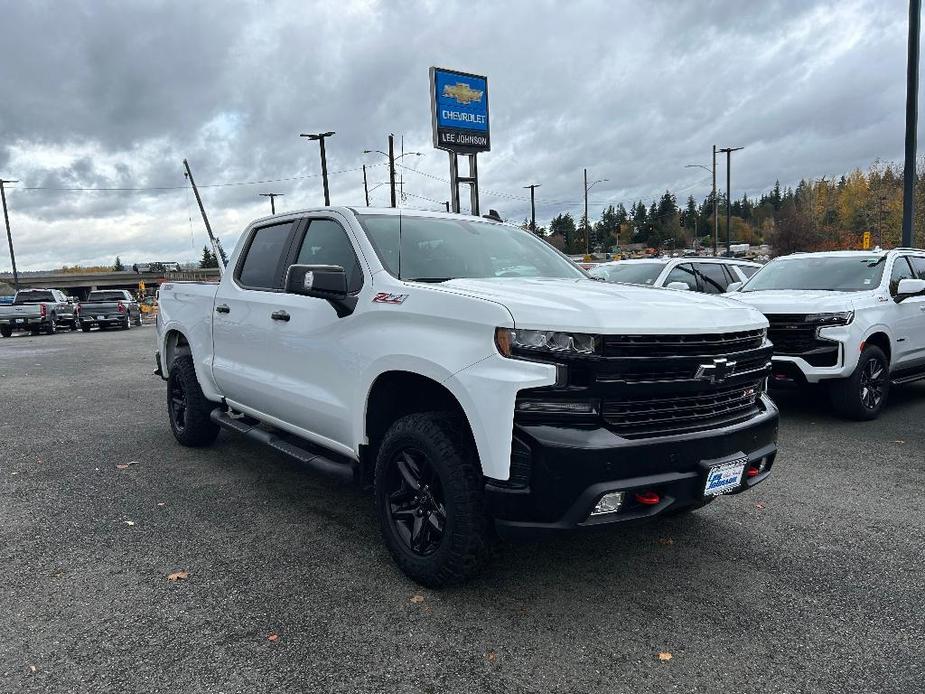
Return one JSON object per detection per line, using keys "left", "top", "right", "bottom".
{"left": 805, "top": 311, "right": 854, "bottom": 326}
{"left": 495, "top": 327, "right": 598, "bottom": 357}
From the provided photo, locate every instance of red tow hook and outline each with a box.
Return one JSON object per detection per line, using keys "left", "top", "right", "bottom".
{"left": 746, "top": 464, "right": 761, "bottom": 478}
{"left": 634, "top": 490, "right": 661, "bottom": 505}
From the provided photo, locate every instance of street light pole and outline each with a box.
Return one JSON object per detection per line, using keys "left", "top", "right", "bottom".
{"left": 524, "top": 183, "right": 541, "bottom": 232}
{"left": 259, "top": 192, "right": 284, "bottom": 215}
{"left": 362, "top": 165, "right": 369, "bottom": 206}
{"left": 718, "top": 146, "right": 744, "bottom": 256}
{"left": 388, "top": 134, "right": 396, "bottom": 208}
{"left": 712, "top": 145, "right": 718, "bottom": 256}
{"left": 299, "top": 131, "right": 335, "bottom": 206}
{"left": 583, "top": 171, "right": 608, "bottom": 255}
{"left": 0, "top": 179, "right": 20, "bottom": 289}
{"left": 903, "top": 0, "right": 921, "bottom": 247}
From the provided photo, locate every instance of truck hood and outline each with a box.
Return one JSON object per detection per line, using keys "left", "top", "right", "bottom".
{"left": 439, "top": 278, "right": 767, "bottom": 334}
{"left": 727, "top": 289, "right": 863, "bottom": 314}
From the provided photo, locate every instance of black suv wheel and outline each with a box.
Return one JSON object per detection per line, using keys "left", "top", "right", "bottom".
{"left": 374, "top": 413, "right": 492, "bottom": 587}
{"left": 167, "top": 354, "right": 220, "bottom": 447}
{"left": 829, "top": 345, "right": 890, "bottom": 420}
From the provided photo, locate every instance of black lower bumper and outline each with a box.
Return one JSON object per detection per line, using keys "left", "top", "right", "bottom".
{"left": 487, "top": 395, "right": 779, "bottom": 540}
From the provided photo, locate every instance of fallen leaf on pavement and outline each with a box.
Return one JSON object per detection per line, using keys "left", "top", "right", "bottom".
{"left": 409, "top": 594, "right": 425, "bottom": 604}
{"left": 657, "top": 652, "right": 672, "bottom": 662}
{"left": 485, "top": 650, "right": 497, "bottom": 664}
{"left": 267, "top": 633, "right": 279, "bottom": 642}
{"left": 29, "top": 665, "right": 37, "bottom": 673}
{"left": 115, "top": 462, "right": 139, "bottom": 470}
{"left": 895, "top": 440, "right": 905, "bottom": 444}
{"left": 123, "top": 520, "right": 135, "bottom": 526}
{"left": 657, "top": 537, "right": 674, "bottom": 545}
{"left": 167, "top": 570, "right": 189, "bottom": 582}
{"left": 755, "top": 502, "right": 765, "bottom": 510}
{"left": 156, "top": 502, "right": 166, "bottom": 507}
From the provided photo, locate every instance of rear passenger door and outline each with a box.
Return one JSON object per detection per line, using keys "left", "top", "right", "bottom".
{"left": 212, "top": 219, "right": 301, "bottom": 417}
{"left": 898, "top": 255, "right": 925, "bottom": 365}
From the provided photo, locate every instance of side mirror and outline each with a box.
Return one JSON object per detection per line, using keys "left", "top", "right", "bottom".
{"left": 285, "top": 264, "right": 357, "bottom": 317}
{"left": 894, "top": 277, "right": 925, "bottom": 303}
{"left": 726, "top": 281, "right": 743, "bottom": 293}
{"left": 666, "top": 281, "right": 691, "bottom": 291}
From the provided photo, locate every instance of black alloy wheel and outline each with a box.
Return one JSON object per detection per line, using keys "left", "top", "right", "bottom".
{"left": 385, "top": 448, "right": 448, "bottom": 556}
{"left": 169, "top": 374, "right": 188, "bottom": 434}
{"left": 859, "top": 356, "right": 886, "bottom": 411}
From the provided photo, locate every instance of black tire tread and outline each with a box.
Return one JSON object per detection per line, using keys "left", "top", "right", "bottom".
{"left": 168, "top": 355, "right": 220, "bottom": 447}
{"left": 829, "top": 345, "right": 889, "bottom": 421}
{"left": 375, "top": 412, "right": 492, "bottom": 587}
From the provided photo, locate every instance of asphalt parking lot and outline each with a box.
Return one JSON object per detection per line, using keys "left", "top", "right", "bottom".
{"left": 1, "top": 326, "right": 923, "bottom": 694}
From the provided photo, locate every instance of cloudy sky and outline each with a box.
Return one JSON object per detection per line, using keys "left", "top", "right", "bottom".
{"left": 0, "top": 0, "right": 914, "bottom": 270}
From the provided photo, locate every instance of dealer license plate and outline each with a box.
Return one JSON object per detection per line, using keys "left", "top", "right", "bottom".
{"left": 704, "top": 458, "right": 747, "bottom": 496}
{"left": 15, "top": 318, "right": 23, "bottom": 323}
{"left": 97, "top": 315, "right": 105, "bottom": 320}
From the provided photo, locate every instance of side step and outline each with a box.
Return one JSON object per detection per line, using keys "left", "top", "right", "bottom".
{"left": 210, "top": 408, "right": 356, "bottom": 483}
{"left": 891, "top": 366, "right": 925, "bottom": 385}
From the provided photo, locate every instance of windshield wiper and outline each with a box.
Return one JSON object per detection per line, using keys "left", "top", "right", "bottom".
{"left": 404, "top": 277, "right": 455, "bottom": 283}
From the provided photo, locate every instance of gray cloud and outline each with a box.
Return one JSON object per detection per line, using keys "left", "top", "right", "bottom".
{"left": 0, "top": 0, "right": 913, "bottom": 270}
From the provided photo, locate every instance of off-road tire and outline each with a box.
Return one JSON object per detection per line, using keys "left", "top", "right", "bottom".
{"left": 71, "top": 319, "right": 80, "bottom": 331}
{"left": 46, "top": 318, "right": 57, "bottom": 335}
{"left": 167, "top": 354, "right": 220, "bottom": 447}
{"left": 134, "top": 313, "right": 143, "bottom": 326}
{"left": 374, "top": 413, "right": 493, "bottom": 587}
{"left": 0, "top": 326, "right": 12, "bottom": 338}
{"left": 122, "top": 315, "right": 131, "bottom": 330}
{"left": 81, "top": 324, "right": 91, "bottom": 333}
{"left": 829, "top": 345, "right": 890, "bottom": 421}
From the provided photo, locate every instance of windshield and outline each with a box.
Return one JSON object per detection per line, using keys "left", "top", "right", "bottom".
{"left": 589, "top": 262, "right": 667, "bottom": 286}
{"left": 87, "top": 291, "right": 127, "bottom": 302}
{"left": 14, "top": 291, "right": 54, "bottom": 304}
{"left": 742, "top": 255, "right": 886, "bottom": 292}
{"left": 356, "top": 214, "right": 586, "bottom": 281}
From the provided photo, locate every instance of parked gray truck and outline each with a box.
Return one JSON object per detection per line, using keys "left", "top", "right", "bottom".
{"left": 78, "top": 290, "right": 142, "bottom": 331}
{"left": 0, "top": 289, "right": 79, "bottom": 337}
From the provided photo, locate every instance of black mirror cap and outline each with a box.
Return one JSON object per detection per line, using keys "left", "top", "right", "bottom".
{"left": 285, "top": 264, "right": 348, "bottom": 299}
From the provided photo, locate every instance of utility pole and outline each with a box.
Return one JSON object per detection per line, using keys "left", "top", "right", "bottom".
{"left": 183, "top": 160, "right": 225, "bottom": 276}
{"left": 524, "top": 183, "right": 541, "bottom": 232}
{"left": 712, "top": 145, "right": 718, "bottom": 256}
{"left": 878, "top": 194, "right": 887, "bottom": 246}
{"left": 300, "top": 131, "right": 335, "bottom": 206}
{"left": 0, "top": 179, "right": 20, "bottom": 289}
{"left": 362, "top": 165, "right": 370, "bottom": 206}
{"left": 259, "top": 192, "right": 284, "bottom": 215}
{"left": 903, "top": 0, "right": 921, "bottom": 247}
{"left": 388, "top": 134, "right": 397, "bottom": 208}
{"left": 718, "top": 146, "right": 744, "bottom": 256}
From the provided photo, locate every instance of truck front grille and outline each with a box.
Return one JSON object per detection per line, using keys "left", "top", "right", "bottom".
{"left": 766, "top": 314, "right": 839, "bottom": 367}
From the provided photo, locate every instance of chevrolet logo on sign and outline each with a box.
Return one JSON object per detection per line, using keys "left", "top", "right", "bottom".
{"left": 695, "top": 357, "right": 737, "bottom": 383}
{"left": 443, "top": 82, "right": 483, "bottom": 105}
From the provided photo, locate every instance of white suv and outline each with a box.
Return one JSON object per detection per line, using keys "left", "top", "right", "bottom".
{"left": 728, "top": 249, "right": 925, "bottom": 419}
{"left": 590, "top": 257, "right": 762, "bottom": 294}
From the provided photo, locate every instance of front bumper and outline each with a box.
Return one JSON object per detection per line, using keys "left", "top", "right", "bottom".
{"left": 487, "top": 394, "right": 779, "bottom": 540}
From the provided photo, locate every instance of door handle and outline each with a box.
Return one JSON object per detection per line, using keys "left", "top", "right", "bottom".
{"left": 215, "top": 304, "right": 230, "bottom": 314}
{"left": 271, "top": 310, "right": 290, "bottom": 322}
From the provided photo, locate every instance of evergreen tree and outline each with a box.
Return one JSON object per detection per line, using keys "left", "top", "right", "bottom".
{"left": 549, "top": 213, "right": 579, "bottom": 253}
{"left": 200, "top": 245, "right": 217, "bottom": 269}
{"left": 112, "top": 256, "right": 125, "bottom": 272}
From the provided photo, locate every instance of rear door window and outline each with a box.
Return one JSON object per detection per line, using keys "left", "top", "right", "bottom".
{"left": 694, "top": 263, "right": 730, "bottom": 294}
{"left": 237, "top": 221, "right": 295, "bottom": 290}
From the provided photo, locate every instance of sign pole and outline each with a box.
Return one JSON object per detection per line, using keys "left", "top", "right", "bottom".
{"left": 449, "top": 152, "right": 460, "bottom": 213}
{"left": 468, "top": 154, "right": 479, "bottom": 216}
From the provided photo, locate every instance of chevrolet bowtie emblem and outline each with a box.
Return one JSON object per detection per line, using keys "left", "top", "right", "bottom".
{"left": 695, "top": 357, "right": 737, "bottom": 383}
{"left": 443, "top": 82, "right": 483, "bottom": 105}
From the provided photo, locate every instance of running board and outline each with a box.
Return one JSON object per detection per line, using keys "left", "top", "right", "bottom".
{"left": 891, "top": 368, "right": 925, "bottom": 385}
{"left": 210, "top": 408, "right": 356, "bottom": 483}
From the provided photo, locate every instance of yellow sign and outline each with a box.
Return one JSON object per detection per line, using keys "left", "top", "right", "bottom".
{"left": 138, "top": 281, "right": 146, "bottom": 292}
{"left": 442, "top": 82, "right": 483, "bottom": 105}
{"left": 862, "top": 231, "right": 871, "bottom": 250}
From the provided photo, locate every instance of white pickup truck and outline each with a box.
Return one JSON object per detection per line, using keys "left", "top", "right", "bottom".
{"left": 156, "top": 207, "right": 779, "bottom": 586}
{"left": 727, "top": 249, "right": 925, "bottom": 420}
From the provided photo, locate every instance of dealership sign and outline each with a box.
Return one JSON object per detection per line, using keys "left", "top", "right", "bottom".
{"left": 430, "top": 67, "right": 490, "bottom": 153}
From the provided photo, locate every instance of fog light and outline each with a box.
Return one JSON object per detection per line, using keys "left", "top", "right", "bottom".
{"left": 590, "top": 491, "right": 624, "bottom": 516}
{"left": 516, "top": 400, "right": 597, "bottom": 414}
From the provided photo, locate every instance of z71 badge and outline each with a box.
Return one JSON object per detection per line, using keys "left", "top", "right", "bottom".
{"left": 372, "top": 292, "right": 408, "bottom": 305}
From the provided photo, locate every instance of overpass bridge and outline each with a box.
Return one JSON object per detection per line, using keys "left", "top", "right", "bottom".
{"left": 0, "top": 269, "right": 220, "bottom": 299}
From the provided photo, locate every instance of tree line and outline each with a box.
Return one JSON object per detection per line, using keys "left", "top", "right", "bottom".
{"left": 525, "top": 160, "right": 923, "bottom": 255}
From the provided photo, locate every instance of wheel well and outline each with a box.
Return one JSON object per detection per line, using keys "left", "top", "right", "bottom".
{"left": 864, "top": 332, "right": 891, "bottom": 363}
{"left": 164, "top": 330, "right": 191, "bottom": 373}
{"left": 364, "top": 371, "right": 476, "bottom": 480}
